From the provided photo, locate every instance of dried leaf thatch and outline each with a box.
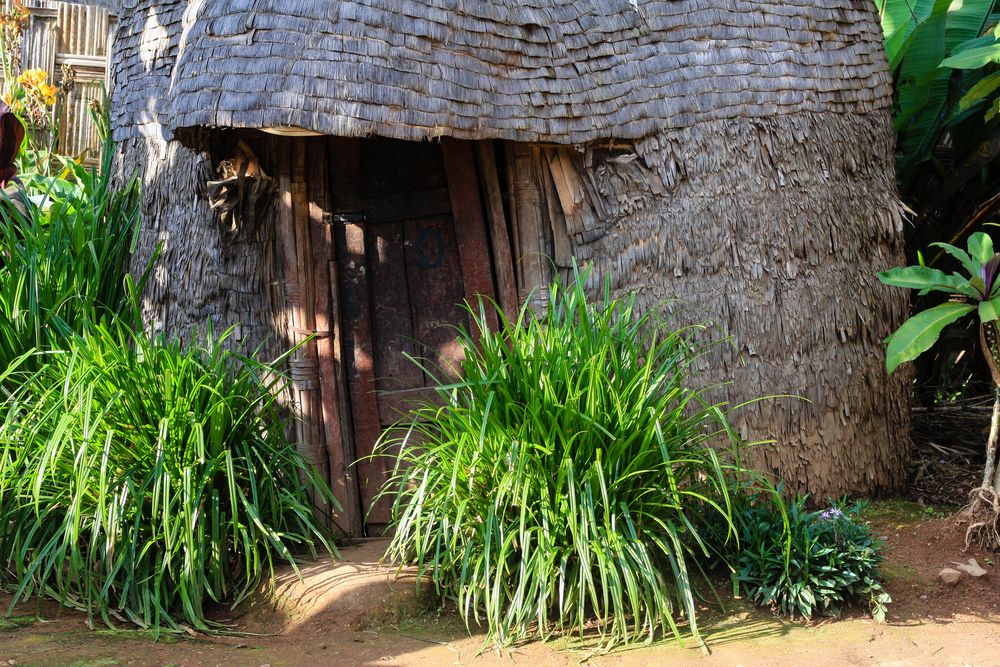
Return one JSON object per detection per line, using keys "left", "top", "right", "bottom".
{"left": 110, "top": 0, "right": 891, "bottom": 144}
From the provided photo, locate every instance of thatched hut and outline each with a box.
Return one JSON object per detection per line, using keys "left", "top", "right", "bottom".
{"left": 106, "top": 0, "right": 910, "bottom": 535}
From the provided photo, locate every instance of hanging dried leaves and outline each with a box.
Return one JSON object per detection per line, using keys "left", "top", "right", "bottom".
{"left": 206, "top": 139, "right": 276, "bottom": 242}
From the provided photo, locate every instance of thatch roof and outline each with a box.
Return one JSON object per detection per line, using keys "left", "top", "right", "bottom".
{"left": 112, "top": 0, "right": 891, "bottom": 144}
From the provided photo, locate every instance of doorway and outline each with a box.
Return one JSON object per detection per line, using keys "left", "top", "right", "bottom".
{"left": 328, "top": 137, "right": 499, "bottom": 532}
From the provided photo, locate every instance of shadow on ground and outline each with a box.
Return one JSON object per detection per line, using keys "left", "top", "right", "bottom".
{"left": 2, "top": 507, "right": 1000, "bottom": 666}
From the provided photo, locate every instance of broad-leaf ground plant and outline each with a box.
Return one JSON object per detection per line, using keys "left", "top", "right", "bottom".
{"left": 738, "top": 497, "right": 891, "bottom": 622}
{"left": 879, "top": 230, "right": 1000, "bottom": 547}
{"left": 377, "top": 267, "right": 750, "bottom": 650}
{"left": 877, "top": 0, "right": 1000, "bottom": 232}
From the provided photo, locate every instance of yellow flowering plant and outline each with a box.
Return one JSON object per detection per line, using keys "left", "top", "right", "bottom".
{"left": 5, "top": 68, "right": 59, "bottom": 128}
{"left": 1, "top": 2, "right": 77, "bottom": 179}
{"left": 0, "top": 0, "right": 28, "bottom": 77}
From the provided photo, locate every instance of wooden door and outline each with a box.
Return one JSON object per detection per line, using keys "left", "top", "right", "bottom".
{"left": 329, "top": 137, "right": 497, "bottom": 532}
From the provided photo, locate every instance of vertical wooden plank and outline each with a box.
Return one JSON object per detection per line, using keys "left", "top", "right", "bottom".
{"left": 327, "top": 257, "right": 363, "bottom": 536}
{"left": 329, "top": 136, "right": 385, "bottom": 533}
{"left": 86, "top": 5, "right": 95, "bottom": 57}
{"left": 538, "top": 150, "right": 574, "bottom": 269}
{"left": 106, "top": 16, "right": 116, "bottom": 88}
{"left": 39, "top": 12, "right": 57, "bottom": 78}
{"left": 367, "top": 221, "right": 422, "bottom": 399}
{"left": 505, "top": 142, "right": 552, "bottom": 312}
{"left": 474, "top": 141, "right": 518, "bottom": 319}
{"left": 273, "top": 137, "right": 305, "bottom": 464}
{"left": 291, "top": 137, "right": 328, "bottom": 495}
{"left": 307, "top": 137, "right": 365, "bottom": 535}
{"left": 441, "top": 138, "right": 498, "bottom": 335}
{"left": 403, "top": 214, "right": 469, "bottom": 384}
{"left": 274, "top": 137, "right": 329, "bottom": 517}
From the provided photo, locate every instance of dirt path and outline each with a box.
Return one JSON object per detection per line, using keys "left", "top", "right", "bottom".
{"left": 1, "top": 502, "right": 998, "bottom": 667}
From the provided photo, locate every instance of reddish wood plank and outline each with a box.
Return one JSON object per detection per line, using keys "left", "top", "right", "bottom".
{"left": 329, "top": 136, "right": 388, "bottom": 531}
{"left": 474, "top": 141, "right": 519, "bottom": 319}
{"left": 359, "top": 137, "right": 397, "bottom": 198}
{"left": 308, "top": 136, "right": 362, "bottom": 537}
{"left": 376, "top": 386, "right": 441, "bottom": 425}
{"left": 328, "top": 137, "right": 507, "bottom": 533}
{"left": 367, "top": 221, "right": 422, "bottom": 421}
{"left": 391, "top": 138, "right": 447, "bottom": 193}
{"left": 360, "top": 187, "right": 451, "bottom": 222}
{"left": 403, "top": 214, "right": 469, "bottom": 384}
{"left": 441, "top": 138, "right": 499, "bottom": 336}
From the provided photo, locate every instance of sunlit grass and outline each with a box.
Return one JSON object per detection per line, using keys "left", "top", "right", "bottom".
{"left": 0, "top": 325, "right": 337, "bottom": 633}
{"left": 378, "top": 267, "right": 748, "bottom": 649}
{"left": 0, "top": 117, "right": 141, "bottom": 374}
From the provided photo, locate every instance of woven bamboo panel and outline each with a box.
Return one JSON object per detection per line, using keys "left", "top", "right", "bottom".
{"left": 6, "top": 0, "right": 113, "bottom": 161}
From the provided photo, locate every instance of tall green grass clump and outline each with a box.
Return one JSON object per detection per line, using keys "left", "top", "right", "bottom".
{"left": 379, "top": 268, "right": 745, "bottom": 648}
{"left": 0, "top": 106, "right": 141, "bottom": 372}
{"left": 0, "top": 325, "right": 336, "bottom": 632}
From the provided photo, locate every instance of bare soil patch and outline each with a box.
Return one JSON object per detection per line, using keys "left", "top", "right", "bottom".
{"left": 1, "top": 506, "right": 998, "bottom": 666}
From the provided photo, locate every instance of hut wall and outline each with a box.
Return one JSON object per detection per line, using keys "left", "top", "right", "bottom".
{"left": 106, "top": 0, "right": 911, "bottom": 507}
{"left": 119, "top": 134, "right": 283, "bottom": 359}
{"left": 509, "top": 110, "right": 911, "bottom": 497}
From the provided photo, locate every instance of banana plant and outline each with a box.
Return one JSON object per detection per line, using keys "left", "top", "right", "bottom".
{"left": 880, "top": 230, "right": 1000, "bottom": 547}
{"left": 876, "top": 0, "right": 1000, "bottom": 214}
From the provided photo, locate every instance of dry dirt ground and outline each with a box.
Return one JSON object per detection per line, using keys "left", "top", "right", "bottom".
{"left": 1, "top": 501, "right": 999, "bottom": 667}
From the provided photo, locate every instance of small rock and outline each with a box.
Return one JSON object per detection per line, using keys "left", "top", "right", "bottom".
{"left": 939, "top": 567, "right": 962, "bottom": 585}
{"left": 955, "top": 558, "right": 988, "bottom": 578}
{"left": 919, "top": 595, "right": 928, "bottom": 601}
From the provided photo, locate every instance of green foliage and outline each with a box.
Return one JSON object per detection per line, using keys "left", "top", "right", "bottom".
{"left": 0, "top": 107, "right": 141, "bottom": 373}
{"left": 879, "top": 231, "right": 1000, "bottom": 372}
{"left": 0, "top": 103, "right": 336, "bottom": 633}
{"left": 378, "top": 268, "right": 747, "bottom": 649}
{"left": 0, "top": 325, "right": 336, "bottom": 632}
{"left": 884, "top": 302, "right": 976, "bottom": 373}
{"left": 877, "top": 0, "right": 1000, "bottom": 213}
{"left": 737, "top": 497, "right": 891, "bottom": 622}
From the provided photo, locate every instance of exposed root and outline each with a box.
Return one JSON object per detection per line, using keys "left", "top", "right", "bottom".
{"left": 965, "top": 485, "right": 1000, "bottom": 551}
